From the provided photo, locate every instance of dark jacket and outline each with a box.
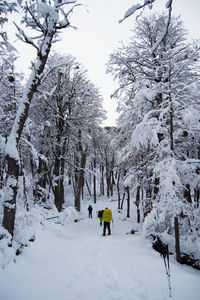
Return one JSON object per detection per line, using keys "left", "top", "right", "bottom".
{"left": 88, "top": 205, "right": 93, "bottom": 211}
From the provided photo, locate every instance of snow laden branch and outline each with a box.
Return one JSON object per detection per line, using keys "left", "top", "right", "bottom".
{"left": 14, "top": 22, "right": 39, "bottom": 51}
{"left": 119, "top": 0, "right": 155, "bottom": 23}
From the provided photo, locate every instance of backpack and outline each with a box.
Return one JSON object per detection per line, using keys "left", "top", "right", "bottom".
{"left": 103, "top": 209, "right": 112, "bottom": 222}
{"left": 98, "top": 210, "right": 103, "bottom": 218}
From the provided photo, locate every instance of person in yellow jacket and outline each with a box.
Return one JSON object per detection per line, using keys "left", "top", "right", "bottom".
{"left": 103, "top": 207, "right": 112, "bottom": 236}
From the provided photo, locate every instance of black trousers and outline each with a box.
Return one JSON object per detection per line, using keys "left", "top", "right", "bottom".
{"left": 103, "top": 221, "right": 111, "bottom": 235}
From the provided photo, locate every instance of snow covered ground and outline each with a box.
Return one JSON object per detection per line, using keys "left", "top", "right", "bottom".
{"left": 0, "top": 199, "right": 200, "bottom": 300}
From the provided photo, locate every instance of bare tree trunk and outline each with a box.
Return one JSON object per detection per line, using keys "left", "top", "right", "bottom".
{"left": 117, "top": 171, "right": 121, "bottom": 209}
{"left": 74, "top": 130, "right": 87, "bottom": 212}
{"left": 126, "top": 187, "right": 130, "bottom": 218}
{"left": 174, "top": 216, "right": 181, "bottom": 263}
{"left": 136, "top": 186, "right": 140, "bottom": 223}
{"left": 93, "top": 159, "right": 96, "bottom": 204}
{"left": 120, "top": 192, "right": 125, "bottom": 210}
{"left": 110, "top": 170, "right": 114, "bottom": 197}
{"left": 74, "top": 152, "right": 86, "bottom": 212}
{"left": 100, "top": 165, "right": 104, "bottom": 195}
{"left": 2, "top": 156, "right": 19, "bottom": 236}
{"left": 86, "top": 180, "right": 91, "bottom": 196}
{"left": 110, "top": 155, "right": 115, "bottom": 197}
{"left": 54, "top": 156, "right": 62, "bottom": 212}
{"left": 106, "top": 165, "right": 111, "bottom": 198}
{"left": 0, "top": 152, "right": 3, "bottom": 189}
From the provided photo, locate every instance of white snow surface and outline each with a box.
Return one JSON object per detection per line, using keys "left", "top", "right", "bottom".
{"left": 0, "top": 199, "right": 200, "bottom": 300}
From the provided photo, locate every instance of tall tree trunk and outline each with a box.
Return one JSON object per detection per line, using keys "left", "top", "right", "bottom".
{"left": 2, "top": 26, "right": 55, "bottom": 236}
{"left": 174, "top": 216, "right": 181, "bottom": 263}
{"left": 86, "top": 180, "right": 91, "bottom": 196}
{"left": 136, "top": 186, "right": 140, "bottom": 223}
{"left": 106, "top": 163, "right": 111, "bottom": 197}
{"left": 74, "top": 152, "right": 86, "bottom": 212}
{"left": 100, "top": 165, "right": 104, "bottom": 195}
{"left": 93, "top": 159, "right": 97, "bottom": 203}
{"left": 126, "top": 187, "right": 130, "bottom": 218}
{"left": 74, "top": 130, "right": 87, "bottom": 212}
{"left": 117, "top": 171, "right": 121, "bottom": 209}
{"left": 0, "top": 152, "right": 3, "bottom": 189}
{"left": 120, "top": 192, "right": 125, "bottom": 210}
{"left": 110, "top": 170, "right": 114, "bottom": 197}
{"left": 2, "top": 156, "right": 19, "bottom": 236}
{"left": 54, "top": 156, "right": 62, "bottom": 212}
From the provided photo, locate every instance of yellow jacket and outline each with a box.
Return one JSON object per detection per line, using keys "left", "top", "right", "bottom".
{"left": 103, "top": 209, "right": 112, "bottom": 222}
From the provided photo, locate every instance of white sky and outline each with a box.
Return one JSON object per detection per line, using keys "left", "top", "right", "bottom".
{"left": 12, "top": 0, "right": 200, "bottom": 126}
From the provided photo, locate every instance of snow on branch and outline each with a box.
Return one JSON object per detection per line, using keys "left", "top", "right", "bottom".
{"left": 119, "top": 0, "right": 155, "bottom": 23}
{"left": 14, "top": 22, "right": 39, "bottom": 51}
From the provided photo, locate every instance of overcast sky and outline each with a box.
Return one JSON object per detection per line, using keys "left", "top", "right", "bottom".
{"left": 13, "top": 0, "right": 200, "bottom": 126}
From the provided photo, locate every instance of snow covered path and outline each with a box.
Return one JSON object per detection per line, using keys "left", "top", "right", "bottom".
{"left": 0, "top": 201, "right": 200, "bottom": 300}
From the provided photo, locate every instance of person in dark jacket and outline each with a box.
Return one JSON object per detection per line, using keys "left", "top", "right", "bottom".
{"left": 88, "top": 205, "right": 93, "bottom": 218}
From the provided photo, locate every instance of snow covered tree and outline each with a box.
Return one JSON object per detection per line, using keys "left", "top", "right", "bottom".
{"left": 2, "top": 0, "right": 80, "bottom": 237}
{"left": 108, "top": 13, "right": 200, "bottom": 243}
{"left": 27, "top": 53, "right": 105, "bottom": 212}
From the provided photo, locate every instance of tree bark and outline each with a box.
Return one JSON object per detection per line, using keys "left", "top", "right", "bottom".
{"left": 74, "top": 130, "right": 87, "bottom": 212}
{"left": 126, "top": 187, "right": 130, "bottom": 218}
{"left": 117, "top": 171, "right": 121, "bottom": 209}
{"left": 100, "top": 165, "right": 104, "bottom": 195}
{"left": 120, "top": 192, "right": 125, "bottom": 210}
{"left": 174, "top": 216, "right": 181, "bottom": 263}
{"left": 136, "top": 186, "right": 140, "bottom": 223}
{"left": 86, "top": 180, "right": 91, "bottom": 196}
{"left": 74, "top": 152, "right": 86, "bottom": 211}
{"left": 93, "top": 159, "right": 97, "bottom": 204}
{"left": 2, "top": 156, "right": 19, "bottom": 236}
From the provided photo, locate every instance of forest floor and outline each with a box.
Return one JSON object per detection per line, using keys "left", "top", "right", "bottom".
{"left": 0, "top": 198, "right": 200, "bottom": 300}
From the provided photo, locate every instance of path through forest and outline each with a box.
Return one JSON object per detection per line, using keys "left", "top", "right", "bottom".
{"left": 0, "top": 200, "right": 200, "bottom": 300}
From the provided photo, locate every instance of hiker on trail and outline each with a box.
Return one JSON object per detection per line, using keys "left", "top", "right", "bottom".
{"left": 103, "top": 207, "right": 112, "bottom": 236}
{"left": 88, "top": 205, "right": 93, "bottom": 218}
{"left": 98, "top": 210, "right": 104, "bottom": 226}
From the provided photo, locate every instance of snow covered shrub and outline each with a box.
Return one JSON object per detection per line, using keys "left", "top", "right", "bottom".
{"left": 59, "top": 206, "right": 82, "bottom": 225}
{"left": 12, "top": 204, "right": 45, "bottom": 252}
{"left": 0, "top": 227, "right": 15, "bottom": 269}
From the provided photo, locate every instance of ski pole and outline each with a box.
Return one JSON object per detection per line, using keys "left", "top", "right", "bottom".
{"left": 163, "top": 246, "right": 172, "bottom": 298}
